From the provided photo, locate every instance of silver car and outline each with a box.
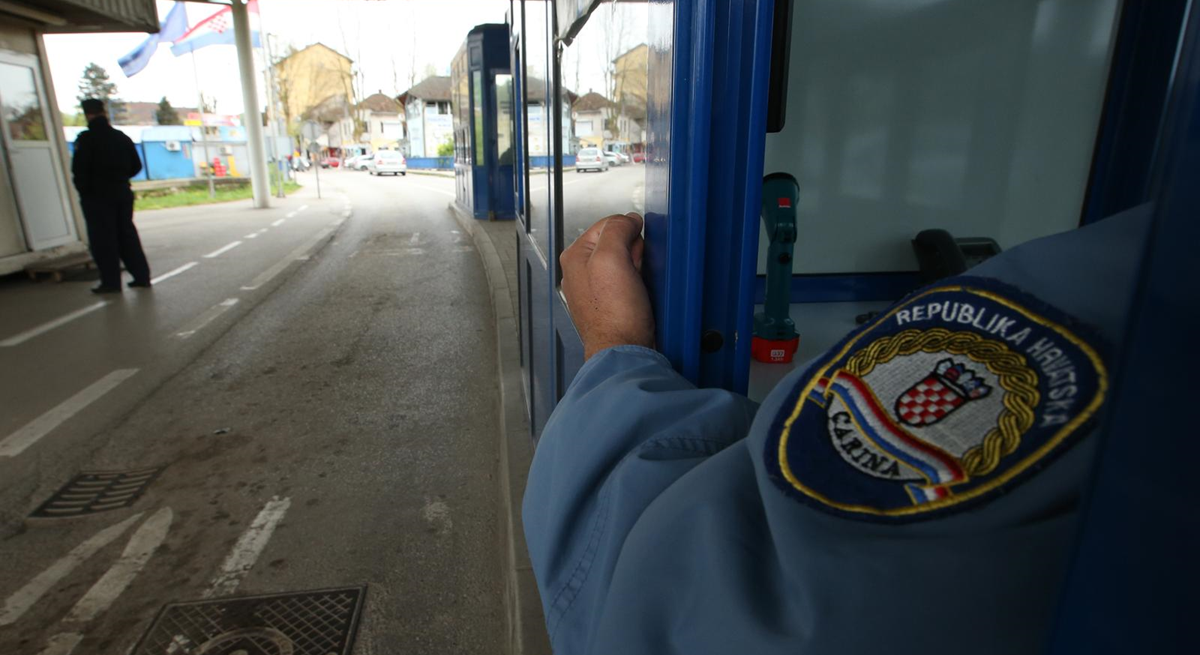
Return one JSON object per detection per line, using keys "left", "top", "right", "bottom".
{"left": 368, "top": 151, "right": 407, "bottom": 176}
{"left": 576, "top": 147, "right": 609, "bottom": 173}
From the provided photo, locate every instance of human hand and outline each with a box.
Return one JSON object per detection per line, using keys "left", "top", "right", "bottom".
{"left": 560, "top": 213, "right": 655, "bottom": 360}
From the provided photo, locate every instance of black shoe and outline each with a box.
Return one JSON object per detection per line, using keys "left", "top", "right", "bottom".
{"left": 128, "top": 280, "right": 152, "bottom": 288}
{"left": 91, "top": 285, "right": 121, "bottom": 294}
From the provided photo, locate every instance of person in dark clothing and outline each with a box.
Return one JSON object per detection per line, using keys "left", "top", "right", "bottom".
{"left": 72, "top": 98, "right": 151, "bottom": 294}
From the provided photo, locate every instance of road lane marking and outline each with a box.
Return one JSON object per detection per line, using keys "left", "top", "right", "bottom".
{"left": 410, "top": 232, "right": 420, "bottom": 245}
{"left": 272, "top": 218, "right": 286, "bottom": 226}
{"left": 411, "top": 184, "right": 455, "bottom": 197}
{"left": 150, "top": 262, "right": 197, "bottom": 286}
{"left": 36, "top": 633, "right": 82, "bottom": 655}
{"left": 204, "top": 497, "right": 290, "bottom": 598}
{"left": 0, "top": 513, "right": 143, "bottom": 626}
{"left": 0, "top": 369, "right": 139, "bottom": 458}
{"left": 65, "top": 507, "right": 172, "bottom": 624}
{"left": 0, "top": 302, "right": 108, "bottom": 347}
{"left": 203, "top": 241, "right": 242, "bottom": 258}
{"left": 244, "top": 233, "right": 259, "bottom": 239}
{"left": 240, "top": 226, "right": 334, "bottom": 291}
{"left": 175, "top": 299, "right": 239, "bottom": 338}
{"left": 298, "top": 204, "right": 309, "bottom": 212}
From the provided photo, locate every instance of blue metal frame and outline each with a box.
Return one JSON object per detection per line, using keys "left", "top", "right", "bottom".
{"left": 699, "top": 0, "right": 783, "bottom": 392}
{"left": 1081, "top": 0, "right": 1190, "bottom": 225}
{"left": 1048, "top": 2, "right": 1198, "bottom": 649}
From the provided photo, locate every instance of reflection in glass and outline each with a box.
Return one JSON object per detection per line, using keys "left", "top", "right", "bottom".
{"left": 496, "top": 74, "right": 514, "bottom": 165}
{"left": 559, "top": 2, "right": 649, "bottom": 248}
{"left": 0, "top": 63, "right": 47, "bottom": 142}
{"left": 473, "top": 71, "right": 485, "bottom": 163}
{"left": 525, "top": 1, "right": 552, "bottom": 259}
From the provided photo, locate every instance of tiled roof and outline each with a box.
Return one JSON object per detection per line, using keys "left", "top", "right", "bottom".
{"left": 398, "top": 76, "right": 452, "bottom": 103}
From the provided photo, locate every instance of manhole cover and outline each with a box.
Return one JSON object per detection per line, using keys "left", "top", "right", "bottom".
{"left": 131, "top": 586, "right": 366, "bottom": 655}
{"left": 30, "top": 468, "right": 162, "bottom": 518}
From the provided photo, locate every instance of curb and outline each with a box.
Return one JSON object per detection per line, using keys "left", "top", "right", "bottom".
{"left": 406, "top": 169, "right": 455, "bottom": 178}
{"left": 450, "top": 202, "right": 551, "bottom": 655}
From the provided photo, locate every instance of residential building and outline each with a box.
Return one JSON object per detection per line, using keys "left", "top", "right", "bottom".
{"left": 0, "top": 0, "right": 157, "bottom": 276}
{"left": 302, "top": 93, "right": 355, "bottom": 156}
{"left": 359, "top": 92, "right": 405, "bottom": 152}
{"left": 612, "top": 43, "right": 648, "bottom": 147}
{"left": 572, "top": 91, "right": 615, "bottom": 150}
{"left": 397, "top": 76, "right": 453, "bottom": 158}
{"left": 274, "top": 43, "right": 355, "bottom": 136}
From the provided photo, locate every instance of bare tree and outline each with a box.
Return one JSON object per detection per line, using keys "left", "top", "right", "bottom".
{"left": 599, "top": 4, "right": 629, "bottom": 139}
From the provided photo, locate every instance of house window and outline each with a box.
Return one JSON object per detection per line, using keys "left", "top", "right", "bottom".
{"left": 576, "top": 119, "right": 593, "bottom": 136}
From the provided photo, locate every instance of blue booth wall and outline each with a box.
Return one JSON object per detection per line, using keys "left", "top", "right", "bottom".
{"left": 66, "top": 125, "right": 199, "bottom": 182}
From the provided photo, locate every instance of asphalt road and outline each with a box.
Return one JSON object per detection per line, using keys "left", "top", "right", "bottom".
{"left": 0, "top": 170, "right": 505, "bottom": 654}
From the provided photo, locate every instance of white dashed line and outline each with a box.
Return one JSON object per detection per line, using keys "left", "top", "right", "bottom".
{"left": 241, "top": 227, "right": 334, "bottom": 291}
{"left": 244, "top": 233, "right": 259, "bottom": 239}
{"left": 176, "top": 299, "right": 239, "bottom": 339}
{"left": 204, "top": 497, "right": 290, "bottom": 598}
{"left": 0, "top": 369, "right": 139, "bottom": 458}
{"left": 64, "top": 507, "right": 173, "bottom": 624}
{"left": 0, "top": 301, "right": 108, "bottom": 347}
{"left": 0, "top": 513, "right": 143, "bottom": 626}
{"left": 298, "top": 204, "right": 309, "bottom": 212}
{"left": 410, "top": 232, "right": 420, "bottom": 245}
{"left": 150, "top": 262, "right": 197, "bottom": 285}
{"left": 258, "top": 228, "right": 268, "bottom": 233}
{"left": 272, "top": 218, "right": 286, "bottom": 226}
{"left": 203, "top": 241, "right": 242, "bottom": 258}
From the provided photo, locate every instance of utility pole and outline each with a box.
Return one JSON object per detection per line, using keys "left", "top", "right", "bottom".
{"left": 188, "top": 52, "right": 216, "bottom": 199}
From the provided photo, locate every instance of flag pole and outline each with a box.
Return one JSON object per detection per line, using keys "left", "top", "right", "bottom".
{"left": 189, "top": 49, "right": 216, "bottom": 199}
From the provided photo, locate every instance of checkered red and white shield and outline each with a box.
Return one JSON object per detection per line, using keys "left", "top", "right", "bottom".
{"left": 894, "top": 375, "right": 966, "bottom": 427}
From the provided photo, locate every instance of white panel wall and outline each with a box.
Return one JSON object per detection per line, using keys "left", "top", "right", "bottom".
{"left": 761, "top": 0, "right": 1121, "bottom": 274}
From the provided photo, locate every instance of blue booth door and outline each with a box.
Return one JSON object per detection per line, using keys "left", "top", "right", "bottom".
{"left": 514, "top": 0, "right": 775, "bottom": 437}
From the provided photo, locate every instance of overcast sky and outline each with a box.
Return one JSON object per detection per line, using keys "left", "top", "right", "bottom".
{"left": 44, "top": 0, "right": 508, "bottom": 116}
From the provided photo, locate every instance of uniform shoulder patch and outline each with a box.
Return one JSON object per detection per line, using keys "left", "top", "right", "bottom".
{"left": 763, "top": 277, "right": 1108, "bottom": 522}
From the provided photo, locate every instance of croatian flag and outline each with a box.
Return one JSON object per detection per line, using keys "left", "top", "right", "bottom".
{"left": 118, "top": 2, "right": 187, "bottom": 77}
{"left": 170, "top": 0, "right": 261, "bottom": 56}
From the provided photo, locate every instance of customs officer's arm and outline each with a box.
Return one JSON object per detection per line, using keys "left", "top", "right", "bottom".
{"left": 71, "top": 133, "right": 91, "bottom": 196}
{"left": 522, "top": 214, "right": 758, "bottom": 649}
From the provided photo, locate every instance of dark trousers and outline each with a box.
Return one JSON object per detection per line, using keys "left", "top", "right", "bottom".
{"left": 81, "top": 191, "right": 150, "bottom": 288}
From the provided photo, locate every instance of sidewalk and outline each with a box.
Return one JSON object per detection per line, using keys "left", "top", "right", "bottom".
{"left": 450, "top": 204, "right": 551, "bottom": 655}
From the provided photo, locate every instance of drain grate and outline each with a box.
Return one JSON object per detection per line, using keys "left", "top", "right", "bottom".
{"left": 30, "top": 468, "right": 162, "bottom": 518}
{"left": 131, "top": 586, "right": 366, "bottom": 655}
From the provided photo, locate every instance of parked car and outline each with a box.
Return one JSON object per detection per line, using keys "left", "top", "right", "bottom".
{"left": 603, "top": 151, "right": 622, "bottom": 167}
{"left": 606, "top": 150, "right": 630, "bottom": 165}
{"left": 632, "top": 151, "right": 646, "bottom": 163}
{"left": 368, "top": 150, "right": 407, "bottom": 176}
{"left": 290, "top": 155, "right": 311, "bottom": 171}
{"left": 320, "top": 156, "right": 340, "bottom": 169}
{"left": 576, "top": 147, "right": 609, "bottom": 173}
{"left": 347, "top": 153, "right": 373, "bottom": 171}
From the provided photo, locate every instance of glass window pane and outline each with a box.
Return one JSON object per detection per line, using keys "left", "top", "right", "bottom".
{"left": 474, "top": 71, "right": 485, "bottom": 163}
{"left": 525, "top": 0, "right": 552, "bottom": 259}
{"left": 559, "top": 2, "right": 649, "bottom": 250}
{"left": 0, "top": 63, "right": 46, "bottom": 142}
{"left": 496, "top": 74, "right": 514, "bottom": 165}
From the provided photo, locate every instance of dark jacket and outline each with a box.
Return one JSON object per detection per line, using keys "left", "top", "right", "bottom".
{"left": 72, "top": 116, "right": 142, "bottom": 199}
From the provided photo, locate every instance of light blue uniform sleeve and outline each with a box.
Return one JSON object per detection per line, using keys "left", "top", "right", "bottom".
{"left": 522, "top": 345, "right": 757, "bottom": 651}
{"left": 524, "top": 206, "right": 1151, "bottom": 655}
